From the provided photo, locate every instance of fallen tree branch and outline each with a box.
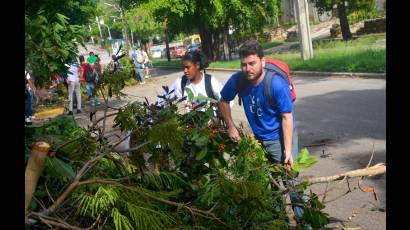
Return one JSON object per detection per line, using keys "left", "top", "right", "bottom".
{"left": 76, "top": 179, "right": 232, "bottom": 229}
{"left": 305, "top": 163, "right": 386, "bottom": 185}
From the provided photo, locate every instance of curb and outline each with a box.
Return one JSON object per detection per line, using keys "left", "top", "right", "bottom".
{"left": 154, "top": 66, "right": 386, "bottom": 79}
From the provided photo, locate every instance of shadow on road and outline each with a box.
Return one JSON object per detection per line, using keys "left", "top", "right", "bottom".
{"left": 296, "top": 88, "right": 386, "bottom": 147}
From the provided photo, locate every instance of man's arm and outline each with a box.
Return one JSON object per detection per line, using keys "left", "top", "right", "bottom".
{"left": 281, "top": 112, "right": 294, "bottom": 167}
{"left": 218, "top": 98, "right": 240, "bottom": 141}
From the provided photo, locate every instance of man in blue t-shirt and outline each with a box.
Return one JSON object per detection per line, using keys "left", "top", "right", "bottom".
{"left": 219, "top": 40, "right": 298, "bottom": 167}
{"left": 219, "top": 39, "right": 306, "bottom": 224}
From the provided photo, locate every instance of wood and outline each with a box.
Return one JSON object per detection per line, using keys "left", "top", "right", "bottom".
{"left": 25, "top": 142, "right": 50, "bottom": 220}
{"left": 305, "top": 163, "right": 386, "bottom": 184}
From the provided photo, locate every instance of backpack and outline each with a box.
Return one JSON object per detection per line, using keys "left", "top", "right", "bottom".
{"left": 85, "top": 64, "right": 97, "bottom": 83}
{"left": 237, "top": 58, "right": 296, "bottom": 108}
{"left": 181, "top": 74, "right": 217, "bottom": 100}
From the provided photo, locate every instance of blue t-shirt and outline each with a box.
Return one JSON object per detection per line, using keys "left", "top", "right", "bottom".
{"left": 220, "top": 72, "right": 296, "bottom": 141}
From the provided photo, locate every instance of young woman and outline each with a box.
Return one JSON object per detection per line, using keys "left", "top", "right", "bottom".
{"left": 160, "top": 51, "right": 224, "bottom": 112}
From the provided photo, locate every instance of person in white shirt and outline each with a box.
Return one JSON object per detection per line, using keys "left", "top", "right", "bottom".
{"left": 66, "top": 61, "right": 82, "bottom": 115}
{"left": 142, "top": 48, "right": 151, "bottom": 78}
{"left": 160, "top": 50, "right": 225, "bottom": 113}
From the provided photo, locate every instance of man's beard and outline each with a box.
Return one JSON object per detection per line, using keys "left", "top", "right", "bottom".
{"left": 244, "top": 68, "right": 263, "bottom": 83}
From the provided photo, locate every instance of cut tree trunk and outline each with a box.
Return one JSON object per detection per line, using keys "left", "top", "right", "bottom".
{"left": 25, "top": 142, "right": 51, "bottom": 220}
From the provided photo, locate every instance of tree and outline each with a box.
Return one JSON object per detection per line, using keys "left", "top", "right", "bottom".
{"left": 25, "top": 0, "right": 99, "bottom": 26}
{"left": 126, "top": 2, "right": 162, "bottom": 54}
{"left": 25, "top": 11, "right": 86, "bottom": 87}
{"left": 309, "top": 0, "right": 376, "bottom": 40}
{"left": 144, "top": 0, "right": 281, "bottom": 61}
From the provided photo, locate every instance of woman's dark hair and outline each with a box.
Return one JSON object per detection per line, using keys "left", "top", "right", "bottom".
{"left": 78, "top": 55, "right": 85, "bottom": 63}
{"left": 182, "top": 50, "right": 209, "bottom": 71}
{"left": 239, "top": 39, "right": 264, "bottom": 59}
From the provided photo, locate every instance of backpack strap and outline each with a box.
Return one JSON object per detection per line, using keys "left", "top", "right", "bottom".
{"left": 263, "top": 70, "right": 276, "bottom": 108}
{"left": 204, "top": 74, "right": 217, "bottom": 100}
{"left": 180, "top": 75, "right": 188, "bottom": 97}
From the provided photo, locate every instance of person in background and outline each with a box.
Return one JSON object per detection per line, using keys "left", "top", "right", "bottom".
{"left": 131, "top": 47, "right": 145, "bottom": 85}
{"left": 94, "top": 55, "right": 103, "bottom": 86}
{"left": 142, "top": 47, "right": 151, "bottom": 78}
{"left": 79, "top": 55, "right": 100, "bottom": 106}
{"left": 87, "top": 52, "right": 97, "bottom": 64}
{"left": 25, "top": 70, "right": 36, "bottom": 123}
{"left": 66, "top": 60, "right": 82, "bottom": 115}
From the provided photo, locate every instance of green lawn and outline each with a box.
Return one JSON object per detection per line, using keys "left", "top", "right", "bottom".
{"left": 153, "top": 34, "right": 386, "bottom": 73}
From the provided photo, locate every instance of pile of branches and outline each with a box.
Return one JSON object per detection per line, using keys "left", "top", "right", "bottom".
{"left": 25, "top": 84, "right": 385, "bottom": 230}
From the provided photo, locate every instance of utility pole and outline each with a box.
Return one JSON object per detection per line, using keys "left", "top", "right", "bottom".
{"left": 294, "top": 0, "right": 313, "bottom": 60}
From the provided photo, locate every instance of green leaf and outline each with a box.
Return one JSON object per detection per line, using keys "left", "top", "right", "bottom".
{"left": 293, "top": 148, "right": 318, "bottom": 173}
{"left": 45, "top": 157, "right": 75, "bottom": 181}
{"left": 185, "top": 88, "right": 194, "bottom": 101}
{"left": 195, "top": 149, "right": 208, "bottom": 161}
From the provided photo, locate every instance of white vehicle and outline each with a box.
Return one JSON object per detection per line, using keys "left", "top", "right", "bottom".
{"left": 150, "top": 48, "right": 162, "bottom": 58}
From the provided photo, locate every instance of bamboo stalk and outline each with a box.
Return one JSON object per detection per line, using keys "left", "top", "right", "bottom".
{"left": 305, "top": 163, "right": 386, "bottom": 185}
{"left": 25, "top": 142, "right": 50, "bottom": 220}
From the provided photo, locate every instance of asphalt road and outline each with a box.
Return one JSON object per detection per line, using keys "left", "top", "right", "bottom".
{"left": 112, "top": 68, "right": 386, "bottom": 229}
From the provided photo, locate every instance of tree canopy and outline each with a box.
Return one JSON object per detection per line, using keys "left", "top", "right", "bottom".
{"left": 25, "top": 11, "right": 86, "bottom": 87}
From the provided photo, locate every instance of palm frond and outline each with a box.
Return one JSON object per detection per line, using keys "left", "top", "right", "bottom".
{"left": 111, "top": 207, "right": 134, "bottom": 230}
{"left": 126, "top": 203, "right": 176, "bottom": 230}
{"left": 142, "top": 171, "right": 188, "bottom": 190}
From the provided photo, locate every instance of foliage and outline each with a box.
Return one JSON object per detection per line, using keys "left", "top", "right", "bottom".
{"left": 309, "top": 0, "right": 376, "bottom": 40}
{"left": 309, "top": 0, "right": 376, "bottom": 15}
{"left": 25, "top": 0, "right": 99, "bottom": 26}
{"left": 347, "top": 6, "right": 383, "bottom": 25}
{"left": 126, "top": 2, "right": 162, "bottom": 42}
{"left": 154, "top": 34, "right": 385, "bottom": 73}
{"left": 27, "top": 87, "right": 329, "bottom": 229}
{"left": 25, "top": 10, "right": 87, "bottom": 87}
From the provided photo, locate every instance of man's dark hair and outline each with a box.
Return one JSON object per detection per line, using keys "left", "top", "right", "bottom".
{"left": 89, "top": 52, "right": 95, "bottom": 56}
{"left": 239, "top": 39, "right": 264, "bottom": 59}
{"left": 79, "top": 55, "right": 85, "bottom": 63}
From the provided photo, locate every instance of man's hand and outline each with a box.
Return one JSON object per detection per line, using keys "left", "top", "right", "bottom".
{"left": 284, "top": 150, "right": 293, "bottom": 168}
{"left": 228, "top": 125, "right": 240, "bottom": 142}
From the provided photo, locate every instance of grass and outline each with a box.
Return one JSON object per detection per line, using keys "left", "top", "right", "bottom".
{"left": 153, "top": 33, "right": 385, "bottom": 73}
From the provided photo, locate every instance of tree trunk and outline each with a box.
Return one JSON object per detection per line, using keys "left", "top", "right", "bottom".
{"left": 337, "top": 1, "right": 352, "bottom": 41}
{"left": 211, "top": 28, "right": 221, "bottom": 61}
{"left": 130, "top": 29, "right": 134, "bottom": 47}
{"left": 146, "top": 38, "right": 153, "bottom": 57}
{"left": 199, "top": 27, "right": 213, "bottom": 61}
{"left": 120, "top": 6, "right": 131, "bottom": 53}
{"left": 223, "top": 24, "right": 230, "bottom": 61}
{"left": 164, "top": 22, "right": 171, "bottom": 62}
